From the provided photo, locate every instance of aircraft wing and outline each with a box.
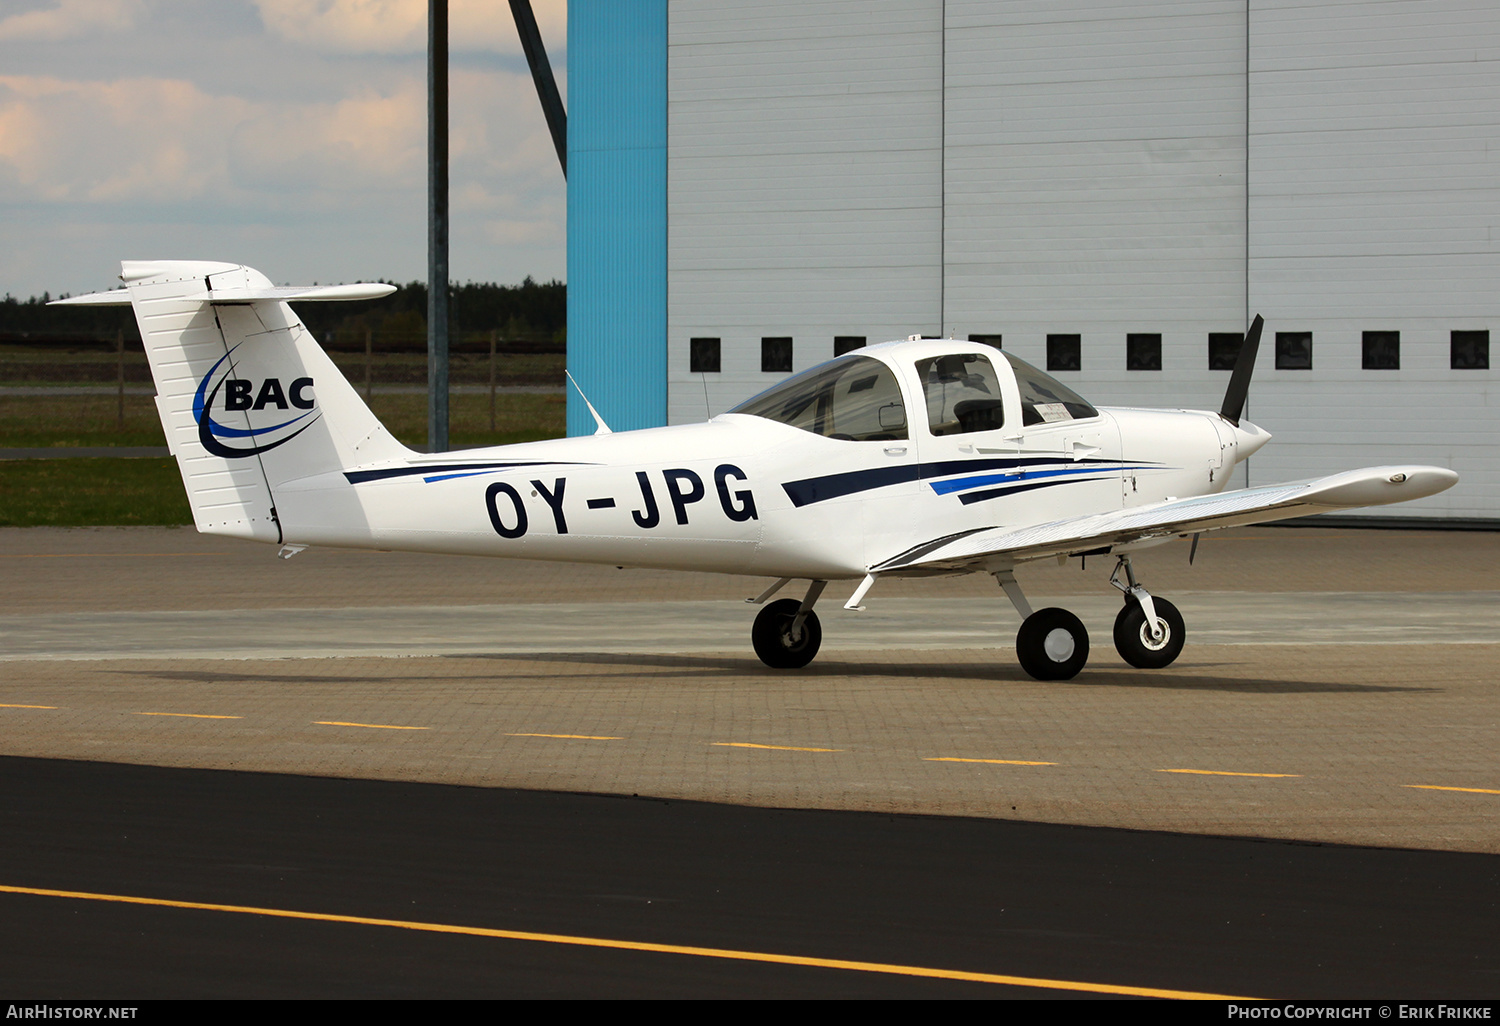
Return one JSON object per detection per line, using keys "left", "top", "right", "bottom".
{"left": 871, "top": 465, "right": 1458, "bottom": 574}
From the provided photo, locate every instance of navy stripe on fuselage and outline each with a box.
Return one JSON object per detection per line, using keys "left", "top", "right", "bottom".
{"left": 781, "top": 456, "right": 1151, "bottom": 507}
{"left": 344, "top": 461, "right": 591, "bottom": 485}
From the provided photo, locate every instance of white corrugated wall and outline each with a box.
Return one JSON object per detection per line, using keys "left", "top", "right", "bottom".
{"left": 1247, "top": 0, "right": 1500, "bottom": 517}
{"left": 668, "top": 0, "right": 944, "bottom": 422}
{"left": 664, "top": 0, "right": 1500, "bottom": 519}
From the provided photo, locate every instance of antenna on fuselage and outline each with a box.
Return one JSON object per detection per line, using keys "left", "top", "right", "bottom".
{"left": 566, "top": 370, "right": 612, "bottom": 435}
{"left": 1220, "top": 314, "right": 1265, "bottom": 427}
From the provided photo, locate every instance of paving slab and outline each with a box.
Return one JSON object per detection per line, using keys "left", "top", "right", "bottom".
{"left": 2, "top": 526, "right": 1496, "bottom": 855}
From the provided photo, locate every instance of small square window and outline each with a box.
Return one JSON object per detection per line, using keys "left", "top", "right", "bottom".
{"left": 968, "top": 334, "right": 1003, "bottom": 348}
{"left": 834, "top": 336, "right": 866, "bottom": 356}
{"left": 1362, "top": 331, "right": 1400, "bottom": 370}
{"left": 761, "top": 336, "right": 793, "bottom": 373}
{"left": 1452, "top": 330, "right": 1489, "bottom": 370}
{"left": 1126, "top": 333, "right": 1162, "bottom": 371}
{"left": 689, "top": 337, "right": 720, "bottom": 373}
{"left": 1047, "top": 334, "right": 1081, "bottom": 371}
{"left": 1208, "top": 332, "right": 1243, "bottom": 371}
{"left": 1275, "top": 332, "right": 1313, "bottom": 370}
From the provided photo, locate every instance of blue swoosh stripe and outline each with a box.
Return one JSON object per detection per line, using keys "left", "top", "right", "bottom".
{"left": 930, "top": 464, "right": 1126, "bottom": 495}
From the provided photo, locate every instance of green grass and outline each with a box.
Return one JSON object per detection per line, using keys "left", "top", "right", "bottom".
{"left": 0, "top": 392, "right": 566, "bottom": 526}
{"left": 0, "top": 391, "right": 565, "bottom": 451}
{"left": 0, "top": 393, "right": 169, "bottom": 447}
{"left": 0, "top": 343, "right": 564, "bottom": 387}
{"left": 366, "top": 391, "right": 565, "bottom": 448}
{"left": 0, "top": 458, "right": 192, "bottom": 526}
{"left": 328, "top": 350, "right": 564, "bottom": 386}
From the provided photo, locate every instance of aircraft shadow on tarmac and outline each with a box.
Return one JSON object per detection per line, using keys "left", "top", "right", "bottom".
{"left": 119, "top": 654, "right": 1438, "bottom": 695}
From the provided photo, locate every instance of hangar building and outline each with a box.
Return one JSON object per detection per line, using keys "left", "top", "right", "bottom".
{"left": 566, "top": 0, "right": 1500, "bottom": 521}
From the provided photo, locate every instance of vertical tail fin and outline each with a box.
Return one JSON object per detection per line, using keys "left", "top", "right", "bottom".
{"left": 54, "top": 261, "right": 411, "bottom": 542}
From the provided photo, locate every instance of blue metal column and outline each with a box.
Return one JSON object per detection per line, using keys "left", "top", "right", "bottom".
{"left": 566, "top": 0, "right": 667, "bottom": 436}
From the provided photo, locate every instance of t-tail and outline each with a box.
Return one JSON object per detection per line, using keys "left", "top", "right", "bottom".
{"left": 52, "top": 261, "right": 411, "bottom": 544}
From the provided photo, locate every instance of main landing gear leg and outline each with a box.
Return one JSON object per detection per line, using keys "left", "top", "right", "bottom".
{"left": 996, "top": 569, "right": 1090, "bottom": 681}
{"left": 751, "top": 580, "right": 826, "bottom": 669}
{"left": 1109, "top": 555, "right": 1185, "bottom": 669}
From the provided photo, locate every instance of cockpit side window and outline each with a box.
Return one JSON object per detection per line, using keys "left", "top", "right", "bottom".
{"left": 915, "top": 353, "right": 1005, "bottom": 435}
{"left": 729, "top": 356, "right": 908, "bottom": 441}
{"left": 1003, "top": 353, "right": 1098, "bottom": 425}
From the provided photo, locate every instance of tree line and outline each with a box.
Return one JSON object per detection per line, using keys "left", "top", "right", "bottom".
{"left": 0, "top": 278, "right": 566, "bottom": 353}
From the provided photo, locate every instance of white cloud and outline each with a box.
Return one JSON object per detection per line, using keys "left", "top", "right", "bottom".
{"left": 0, "top": 0, "right": 147, "bottom": 42}
{"left": 229, "top": 80, "right": 425, "bottom": 193}
{"left": 0, "top": 8, "right": 567, "bottom": 294}
{"left": 0, "top": 75, "right": 253, "bottom": 203}
{"left": 0, "top": 65, "right": 560, "bottom": 203}
{"left": 252, "top": 0, "right": 566, "bottom": 56}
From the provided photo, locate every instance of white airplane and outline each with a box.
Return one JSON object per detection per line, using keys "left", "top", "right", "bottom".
{"left": 55, "top": 261, "right": 1458, "bottom": 680}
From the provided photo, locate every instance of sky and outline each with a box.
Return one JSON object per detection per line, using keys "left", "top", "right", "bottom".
{"left": 0, "top": 0, "right": 567, "bottom": 298}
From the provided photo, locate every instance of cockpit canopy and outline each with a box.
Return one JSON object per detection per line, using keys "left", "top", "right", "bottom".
{"left": 729, "top": 356, "right": 909, "bottom": 441}
{"left": 728, "top": 344, "right": 1096, "bottom": 440}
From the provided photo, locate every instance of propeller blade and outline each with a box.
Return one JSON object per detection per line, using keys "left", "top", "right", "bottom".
{"left": 1189, "top": 532, "right": 1200, "bottom": 565}
{"left": 1220, "top": 314, "right": 1264, "bottom": 427}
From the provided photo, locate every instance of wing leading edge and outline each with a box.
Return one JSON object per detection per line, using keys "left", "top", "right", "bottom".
{"left": 872, "top": 465, "right": 1459, "bottom": 575}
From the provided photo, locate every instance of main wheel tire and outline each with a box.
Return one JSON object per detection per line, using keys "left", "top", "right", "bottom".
{"left": 1016, "top": 607, "right": 1090, "bottom": 681}
{"left": 752, "top": 598, "right": 823, "bottom": 669}
{"left": 1113, "top": 597, "right": 1186, "bottom": 669}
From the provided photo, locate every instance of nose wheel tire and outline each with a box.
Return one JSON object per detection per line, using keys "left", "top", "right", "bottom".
{"left": 1113, "top": 597, "right": 1185, "bottom": 669}
{"left": 752, "top": 598, "right": 823, "bottom": 669}
{"left": 1016, "top": 607, "right": 1090, "bottom": 680}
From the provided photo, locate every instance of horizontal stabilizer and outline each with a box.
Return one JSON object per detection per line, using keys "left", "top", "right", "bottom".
{"left": 49, "top": 282, "right": 395, "bottom": 308}
{"left": 48, "top": 290, "right": 132, "bottom": 306}
{"left": 207, "top": 283, "right": 397, "bottom": 303}
{"left": 873, "top": 465, "right": 1459, "bottom": 574}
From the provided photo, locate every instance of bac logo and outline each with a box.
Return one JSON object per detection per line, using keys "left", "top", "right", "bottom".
{"left": 192, "top": 344, "right": 319, "bottom": 458}
{"left": 223, "top": 377, "right": 314, "bottom": 412}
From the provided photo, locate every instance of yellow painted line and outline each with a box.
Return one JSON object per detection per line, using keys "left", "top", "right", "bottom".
{"left": 314, "top": 721, "right": 429, "bottom": 731}
{"left": 0, "top": 704, "right": 58, "bottom": 709}
{"left": 1405, "top": 784, "right": 1500, "bottom": 796}
{"left": 136, "top": 712, "right": 242, "bottom": 720}
{"left": 713, "top": 742, "right": 844, "bottom": 753}
{"left": 0, "top": 883, "right": 1255, "bottom": 1000}
{"left": 507, "top": 733, "right": 622, "bottom": 740}
{"left": 925, "top": 758, "right": 1056, "bottom": 766}
{"left": 1158, "top": 769, "right": 1301, "bottom": 778}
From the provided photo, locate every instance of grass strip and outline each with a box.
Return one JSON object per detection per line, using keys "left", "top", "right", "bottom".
{"left": 0, "top": 391, "right": 564, "bottom": 451}
{"left": 0, "top": 458, "right": 192, "bottom": 527}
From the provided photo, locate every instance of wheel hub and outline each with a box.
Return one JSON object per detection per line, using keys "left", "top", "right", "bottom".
{"left": 1138, "top": 620, "right": 1170, "bottom": 651}
{"left": 1042, "top": 627, "right": 1075, "bottom": 662}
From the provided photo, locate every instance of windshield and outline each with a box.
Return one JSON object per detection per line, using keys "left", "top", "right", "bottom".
{"left": 1003, "top": 352, "right": 1097, "bottom": 425}
{"left": 729, "top": 356, "right": 908, "bottom": 441}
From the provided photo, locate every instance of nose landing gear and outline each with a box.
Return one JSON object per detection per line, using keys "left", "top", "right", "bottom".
{"left": 1109, "top": 555, "right": 1185, "bottom": 669}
